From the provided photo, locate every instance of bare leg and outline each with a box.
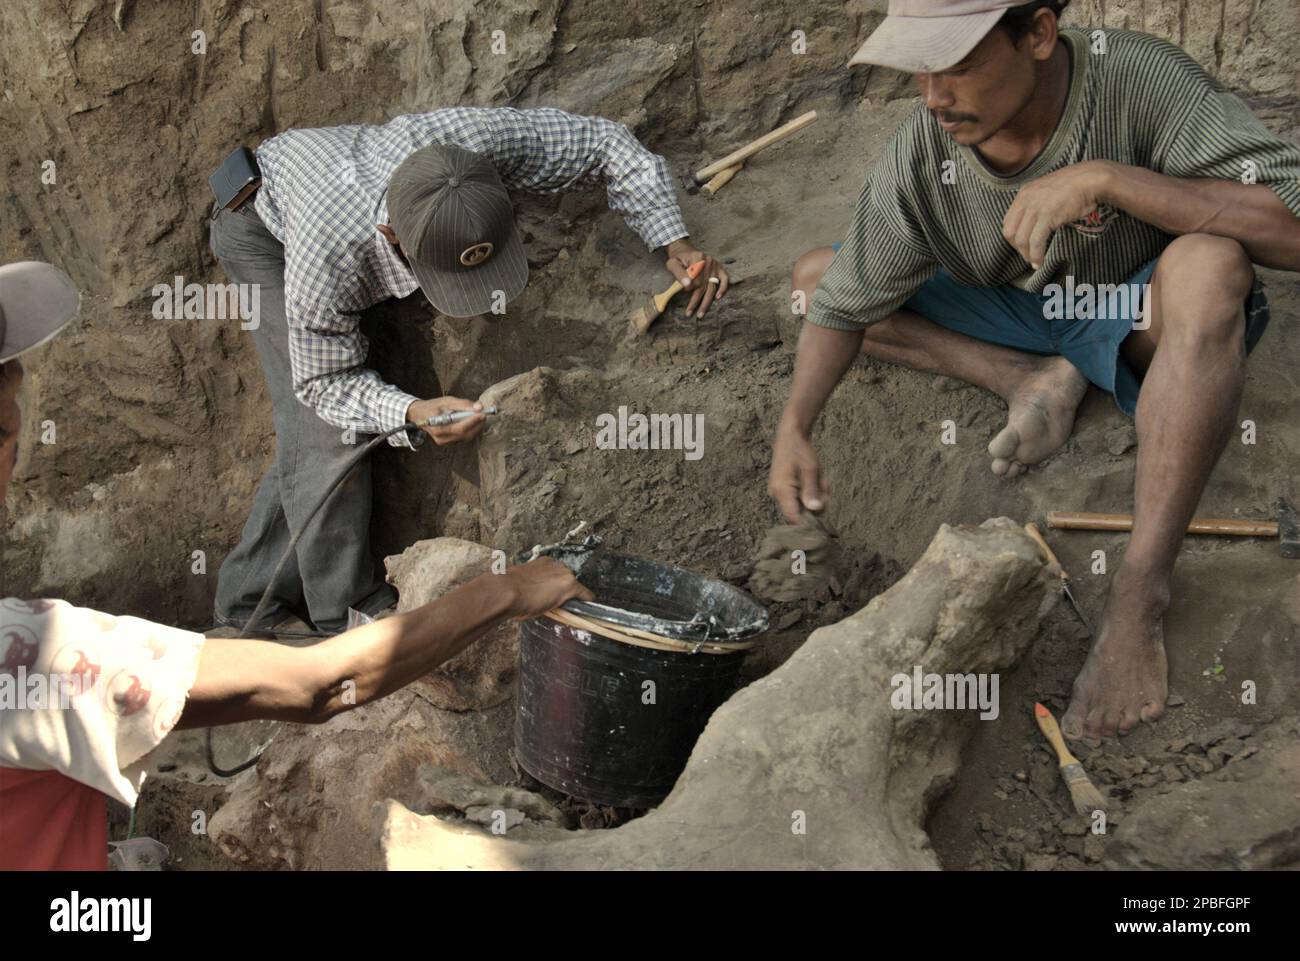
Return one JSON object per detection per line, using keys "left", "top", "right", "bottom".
{"left": 1061, "top": 234, "right": 1252, "bottom": 743}
{"left": 794, "top": 247, "right": 1087, "bottom": 476}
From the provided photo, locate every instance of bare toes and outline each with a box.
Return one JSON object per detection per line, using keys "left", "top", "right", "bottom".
{"left": 1117, "top": 706, "right": 1142, "bottom": 735}
{"left": 988, "top": 427, "right": 1019, "bottom": 461}
{"left": 1083, "top": 708, "right": 1105, "bottom": 746}
{"left": 1061, "top": 702, "right": 1086, "bottom": 740}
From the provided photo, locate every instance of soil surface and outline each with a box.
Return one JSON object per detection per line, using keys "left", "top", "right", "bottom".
{"left": 3, "top": 1, "right": 1297, "bottom": 870}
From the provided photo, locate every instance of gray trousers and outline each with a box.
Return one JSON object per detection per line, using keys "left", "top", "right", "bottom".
{"left": 209, "top": 204, "right": 396, "bottom": 633}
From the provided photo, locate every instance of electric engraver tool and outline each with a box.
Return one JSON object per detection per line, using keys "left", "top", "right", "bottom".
{"left": 423, "top": 405, "right": 499, "bottom": 427}
{"left": 205, "top": 405, "right": 501, "bottom": 777}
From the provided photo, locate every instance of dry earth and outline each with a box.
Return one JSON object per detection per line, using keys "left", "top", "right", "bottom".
{"left": 2, "top": 0, "right": 1298, "bottom": 869}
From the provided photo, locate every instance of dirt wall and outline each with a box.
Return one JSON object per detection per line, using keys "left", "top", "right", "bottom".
{"left": 1, "top": 0, "right": 1296, "bottom": 627}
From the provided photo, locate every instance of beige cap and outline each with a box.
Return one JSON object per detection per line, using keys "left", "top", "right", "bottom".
{"left": 0, "top": 262, "right": 80, "bottom": 363}
{"left": 850, "top": 0, "right": 1026, "bottom": 73}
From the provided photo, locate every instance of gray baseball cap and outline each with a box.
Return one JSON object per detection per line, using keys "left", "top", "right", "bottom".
{"left": 0, "top": 261, "right": 81, "bottom": 363}
{"left": 387, "top": 144, "right": 528, "bottom": 318}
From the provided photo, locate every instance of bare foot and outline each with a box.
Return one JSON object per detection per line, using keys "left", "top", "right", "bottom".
{"left": 1061, "top": 569, "right": 1170, "bottom": 745}
{"left": 987, "top": 355, "right": 1088, "bottom": 478}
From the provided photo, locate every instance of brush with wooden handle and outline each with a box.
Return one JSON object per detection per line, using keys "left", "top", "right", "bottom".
{"left": 1034, "top": 702, "right": 1108, "bottom": 815}
{"left": 1024, "top": 522, "right": 1091, "bottom": 634}
{"left": 630, "top": 260, "right": 706, "bottom": 334}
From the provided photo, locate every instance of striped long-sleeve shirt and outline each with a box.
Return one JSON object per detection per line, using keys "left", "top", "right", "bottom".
{"left": 252, "top": 107, "right": 690, "bottom": 447}
{"left": 811, "top": 28, "right": 1300, "bottom": 332}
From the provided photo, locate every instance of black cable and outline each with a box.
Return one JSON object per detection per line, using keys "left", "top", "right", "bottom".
{"left": 204, "top": 422, "right": 419, "bottom": 777}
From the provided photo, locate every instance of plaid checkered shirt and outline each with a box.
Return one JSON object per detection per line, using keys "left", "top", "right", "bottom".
{"left": 252, "top": 107, "right": 690, "bottom": 448}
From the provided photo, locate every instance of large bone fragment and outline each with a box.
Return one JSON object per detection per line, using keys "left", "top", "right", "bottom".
{"left": 378, "top": 519, "right": 1056, "bottom": 870}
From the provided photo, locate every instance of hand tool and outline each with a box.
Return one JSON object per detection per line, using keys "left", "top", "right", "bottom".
{"left": 630, "top": 260, "right": 706, "bottom": 334}
{"left": 1034, "top": 703, "right": 1109, "bottom": 815}
{"left": 1024, "top": 522, "right": 1091, "bottom": 634}
{"left": 692, "top": 110, "right": 818, "bottom": 184}
{"left": 703, "top": 161, "right": 743, "bottom": 196}
{"left": 1047, "top": 498, "right": 1299, "bottom": 559}
{"left": 423, "top": 405, "right": 499, "bottom": 427}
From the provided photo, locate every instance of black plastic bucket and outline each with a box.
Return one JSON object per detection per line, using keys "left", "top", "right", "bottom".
{"left": 514, "top": 545, "right": 768, "bottom": 808}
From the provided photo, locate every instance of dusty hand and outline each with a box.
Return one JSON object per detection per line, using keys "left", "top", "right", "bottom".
{"left": 665, "top": 239, "right": 729, "bottom": 318}
{"left": 768, "top": 424, "right": 828, "bottom": 524}
{"left": 406, "top": 396, "right": 486, "bottom": 445}
{"left": 1002, "top": 161, "right": 1112, "bottom": 270}
{"left": 504, "top": 557, "right": 595, "bottom": 620}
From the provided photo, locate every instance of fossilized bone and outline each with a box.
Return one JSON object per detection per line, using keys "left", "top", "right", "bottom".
{"left": 376, "top": 519, "right": 1056, "bottom": 870}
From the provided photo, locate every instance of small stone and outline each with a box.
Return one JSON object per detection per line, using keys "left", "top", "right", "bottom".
{"left": 1024, "top": 853, "right": 1059, "bottom": 872}
{"left": 1185, "top": 754, "right": 1216, "bottom": 774}
{"left": 1199, "top": 719, "right": 1253, "bottom": 746}
{"left": 1060, "top": 818, "right": 1088, "bottom": 837}
{"left": 774, "top": 610, "right": 803, "bottom": 631}
{"left": 1082, "top": 834, "right": 1108, "bottom": 862}
{"left": 1218, "top": 738, "right": 1246, "bottom": 758}
{"left": 1105, "top": 425, "right": 1137, "bottom": 456}
{"left": 1207, "top": 745, "right": 1236, "bottom": 767}
{"left": 997, "top": 842, "right": 1025, "bottom": 870}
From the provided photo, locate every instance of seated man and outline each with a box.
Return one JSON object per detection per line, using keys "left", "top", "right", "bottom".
{"left": 0, "top": 262, "right": 593, "bottom": 869}
{"left": 769, "top": 1, "right": 1300, "bottom": 742}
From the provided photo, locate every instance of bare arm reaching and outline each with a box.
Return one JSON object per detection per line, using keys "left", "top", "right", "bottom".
{"left": 177, "top": 558, "right": 593, "bottom": 729}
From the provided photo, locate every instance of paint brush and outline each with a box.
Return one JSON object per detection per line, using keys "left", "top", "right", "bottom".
{"left": 1033, "top": 702, "right": 1109, "bottom": 816}
{"left": 630, "top": 260, "right": 706, "bottom": 334}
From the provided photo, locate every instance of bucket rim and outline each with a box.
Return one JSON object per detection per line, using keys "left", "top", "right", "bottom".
{"left": 518, "top": 542, "right": 769, "bottom": 642}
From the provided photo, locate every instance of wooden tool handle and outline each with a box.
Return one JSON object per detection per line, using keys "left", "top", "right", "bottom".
{"left": 1024, "top": 523, "right": 1067, "bottom": 580}
{"left": 655, "top": 260, "right": 708, "bottom": 303}
{"left": 694, "top": 110, "right": 818, "bottom": 181}
{"left": 703, "top": 162, "right": 743, "bottom": 196}
{"left": 1034, "top": 703, "right": 1079, "bottom": 767}
{"left": 659, "top": 279, "right": 685, "bottom": 300}
{"left": 1047, "top": 511, "right": 1278, "bottom": 537}
{"left": 634, "top": 262, "right": 706, "bottom": 334}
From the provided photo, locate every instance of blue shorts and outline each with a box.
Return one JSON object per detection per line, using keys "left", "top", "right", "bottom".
{"left": 829, "top": 247, "right": 1271, "bottom": 417}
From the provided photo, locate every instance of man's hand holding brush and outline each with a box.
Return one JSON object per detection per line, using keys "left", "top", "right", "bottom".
{"left": 665, "top": 238, "right": 729, "bottom": 318}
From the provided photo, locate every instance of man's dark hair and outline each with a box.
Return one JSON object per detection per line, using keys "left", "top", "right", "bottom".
{"left": 999, "top": 0, "right": 1070, "bottom": 43}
